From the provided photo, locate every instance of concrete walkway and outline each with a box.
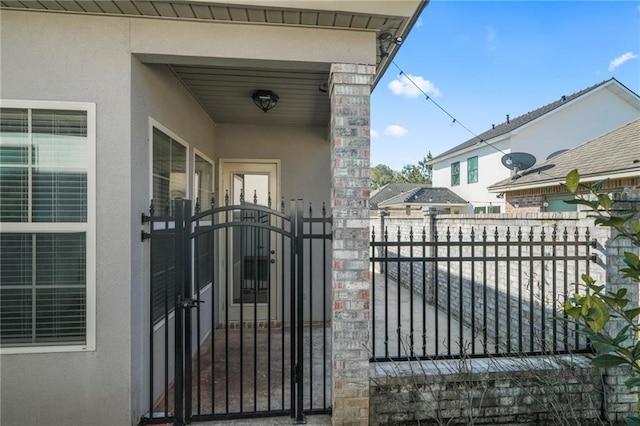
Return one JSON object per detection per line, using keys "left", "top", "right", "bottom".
{"left": 371, "top": 271, "right": 481, "bottom": 359}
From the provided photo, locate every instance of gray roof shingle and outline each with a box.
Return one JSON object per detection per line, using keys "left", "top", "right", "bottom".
{"left": 370, "top": 183, "right": 431, "bottom": 209}
{"left": 431, "top": 78, "right": 636, "bottom": 161}
{"left": 377, "top": 186, "right": 467, "bottom": 207}
{"left": 488, "top": 118, "right": 640, "bottom": 192}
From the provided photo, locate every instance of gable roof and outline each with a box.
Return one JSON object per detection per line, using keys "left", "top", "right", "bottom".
{"left": 430, "top": 78, "right": 640, "bottom": 162}
{"left": 378, "top": 186, "right": 467, "bottom": 207}
{"left": 488, "top": 118, "right": 640, "bottom": 192}
{"left": 370, "top": 183, "right": 431, "bottom": 209}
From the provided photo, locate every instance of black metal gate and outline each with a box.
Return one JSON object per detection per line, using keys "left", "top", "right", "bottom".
{"left": 141, "top": 196, "right": 331, "bottom": 425}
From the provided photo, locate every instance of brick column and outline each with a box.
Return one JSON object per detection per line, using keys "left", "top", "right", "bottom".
{"left": 602, "top": 193, "right": 640, "bottom": 421}
{"left": 329, "top": 63, "right": 375, "bottom": 426}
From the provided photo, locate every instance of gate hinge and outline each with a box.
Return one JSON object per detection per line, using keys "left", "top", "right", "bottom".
{"left": 141, "top": 230, "right": 151, "bottom": 241}
{"left": 141, "top": 213, "right": 151, "bottom": 224}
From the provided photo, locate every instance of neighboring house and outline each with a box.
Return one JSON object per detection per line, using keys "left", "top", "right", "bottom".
{"left": 488, "top": 118, "right": 640, "bottom": 213}
{"left": 0, "top": 2, "right": 425, "bottom": 425}
{"left": 370, "top": 182, "right": 467, "bottom": 216}
{"left": 427, "top": 78, "right": 640, "bottom": 214}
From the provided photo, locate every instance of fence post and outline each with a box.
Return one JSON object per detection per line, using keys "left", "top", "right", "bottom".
{"left": 173, "top": 198, "right": 186, "bottom": 426}
{"left": 602, "top": 193, "right": 640, "bottom": 422}
{"left": 377, "top": 209, "right": 389, "bottom": 274}
{"left": 294, "top": 199, "right": 305, "bottom": 424}
{"left": 423, "top": 208, "right": 438, "bottom": 305}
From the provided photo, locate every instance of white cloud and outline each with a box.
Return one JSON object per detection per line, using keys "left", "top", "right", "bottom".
{"left": 370, "top": 129, "right": 379, "bottom": 138}
{"left": 415, "top": 17, "right": 424, "bottom": 28}
{"left": 608, "top": 51, "right": 638, "bottom": 72}
{"left": 388, "top": 74, "right": 441, "bottom": 98}
{"left": 384, "top": 125, "right": 408, "bottom": 137}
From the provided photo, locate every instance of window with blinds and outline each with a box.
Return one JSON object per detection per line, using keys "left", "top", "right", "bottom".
{"left": 151, "top": 126, "right": 187, "bottom": 323}
{"left": 0, "top": 104, "right": 92, "bottom": 349}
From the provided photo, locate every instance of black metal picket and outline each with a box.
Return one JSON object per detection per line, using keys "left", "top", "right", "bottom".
{"left": 370, "top": 224, "right": 596, "bottom": 362}
{"left": 141, "top": 196, "right": 331, "bottom": 425}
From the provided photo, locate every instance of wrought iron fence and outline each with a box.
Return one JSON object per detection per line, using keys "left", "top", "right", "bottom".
{"left": 370, "top": 225, "right": 596, "bottom": 362}
{"left": 141, "top": 196, "right": 332, "bottom": 424}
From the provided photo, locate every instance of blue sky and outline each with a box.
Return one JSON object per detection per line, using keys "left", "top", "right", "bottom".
{"left": 371, "top": 0, "right": 640, "bottom": 171}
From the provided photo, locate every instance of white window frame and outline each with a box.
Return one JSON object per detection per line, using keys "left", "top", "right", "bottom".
{"left": 193, "top": 148, "right": 214, "bottom": 212}
{"left": 192, "top": 149, "right": 214, "bottom": 295}
{"left": 148, "top": 118, "right": 190, "bottom": 205}
{"left": 0, "top": 99, "right": 96, "bottom": 354}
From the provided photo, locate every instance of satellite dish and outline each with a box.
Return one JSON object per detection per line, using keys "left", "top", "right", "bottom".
{"left": 501, "top": 152, "right": 536, "bottom": 177}
{"left": 546, "top": 149, "right": 568, "bottom": 160}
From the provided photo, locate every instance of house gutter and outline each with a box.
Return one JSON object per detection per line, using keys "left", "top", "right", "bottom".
{"left": 373, "top": 0, "right": 429, "bottom": 89}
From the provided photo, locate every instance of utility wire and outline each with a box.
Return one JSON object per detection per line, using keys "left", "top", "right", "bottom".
{"left": 391, "top": 60, "right": 508, "bottom": 156}
{"left": 390, "top": 60, "right": 565, "bottom": 189}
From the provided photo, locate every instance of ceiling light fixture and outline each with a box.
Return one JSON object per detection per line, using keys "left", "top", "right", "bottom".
{"left": 252, "top": 90, "right": 279, "bottom": 113}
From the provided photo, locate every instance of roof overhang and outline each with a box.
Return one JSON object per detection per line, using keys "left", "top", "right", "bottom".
{"left": 0, "top": 0, "right": 426, "bottom": 87}
{"left": 488, "top": 169, "right": 640, "bottom": 193}
{"left": 427, "top": 136, "right": 511, "bottom": 165}
{"left": 1, "top": 0, "right": 426, "bottom": 126}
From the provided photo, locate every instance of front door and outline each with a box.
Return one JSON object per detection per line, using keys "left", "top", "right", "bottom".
{"left": 220, "top": 159, "right": 280, "bottom": 323}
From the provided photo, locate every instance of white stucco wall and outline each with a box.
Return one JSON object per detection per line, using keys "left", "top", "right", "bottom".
{"left": 0, "top": 11, "right": 134, "bottom": 426}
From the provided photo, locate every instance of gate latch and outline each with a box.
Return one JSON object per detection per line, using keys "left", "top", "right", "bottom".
{"left": 177, "top": 298, "right": 204, "bottom": 309}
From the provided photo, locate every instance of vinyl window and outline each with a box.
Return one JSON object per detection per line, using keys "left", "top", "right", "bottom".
{"left": 451, "top": 161, "right": 460, "bottom": 186}
{"left": 0, "top": 101, "right": 95, "bottom": 353}
{"left": 150, "top": 122, "right": 188, "bottom": 323}
{"left": 467, "top": 156, "right": 478, "bottom": 183}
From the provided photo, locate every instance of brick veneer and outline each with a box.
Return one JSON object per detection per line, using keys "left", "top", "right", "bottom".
{"left": 329, "top": 63, "right": 375, "bottom": 425}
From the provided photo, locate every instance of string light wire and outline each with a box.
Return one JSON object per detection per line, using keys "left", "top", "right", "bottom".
{"left": 391, "top": 60, "right": 508, "bottom": 156}
{"left": 389, "top": 60, "right": 564, "bottom": 188}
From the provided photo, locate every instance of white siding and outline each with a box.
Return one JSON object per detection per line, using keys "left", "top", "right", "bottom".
{"left": 432, "top": 140, "right": 510, "bottom": 213}
{"left": 431, "top": 82, "right": 640, "bottom": 213}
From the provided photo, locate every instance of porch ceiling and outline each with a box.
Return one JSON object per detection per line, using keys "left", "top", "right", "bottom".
{"left": 170, "top": 64, "right": 330, "bottom": 126}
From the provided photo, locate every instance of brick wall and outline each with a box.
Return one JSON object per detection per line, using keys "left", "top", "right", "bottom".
{"left": 504, "top": 177, "right": 640, "bottom": 213}
{"left": 370, "top": 355, "right": 605, "bottom": 425}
